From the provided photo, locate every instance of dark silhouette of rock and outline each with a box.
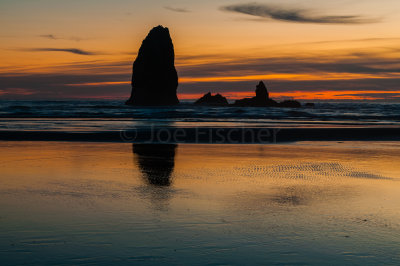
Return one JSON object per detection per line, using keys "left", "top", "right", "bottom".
{"left": 233, "top": 97, "right": 252, "bottom": 107}
{"left": 193, "top": 81, "right": 302, "bottom": 108}
{"left": 305, "top": 102, "right": 315, "bottom": 107}
{"left": 126, "top": 25, "right": 179, "bottom": 106}
{"left": 194, "top": 92, "right": 229, "bottom": 106}
{"left": 255, "top": 81, "right": 269, "bottom": 100}
{"left": 234, "top": 81, "right": 278, "bottom": 107}
{"left": 132, "top": 144, "right": 177, "bottom": 186}
{"left": 279, "top": 100, "right": 302, "bottom": 108}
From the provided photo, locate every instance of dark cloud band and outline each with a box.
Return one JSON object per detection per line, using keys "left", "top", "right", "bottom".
{"left": 221, "top": 3, "right": 379, "bottom": 24}
{"left": 2, "top": 49, "right": 400, "bottom": 99}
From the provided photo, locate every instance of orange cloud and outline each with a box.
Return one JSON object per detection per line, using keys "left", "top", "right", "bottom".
{"left": 178, "top": 90, "right": 400, "bottom": 101}
{"left": 179, "top": 73, "right": 400, "bottom": 83}
{"left": 67, "top": 81, "right": 130, "bottom": 86}
{"left": 269, "top": 90, "right": 400, "bottom": 100}
{"left": 0, "top": 88, "right": 35, "bottom": 96}
{"left": 66, "top": 72, "right": 400, "bottom": 88}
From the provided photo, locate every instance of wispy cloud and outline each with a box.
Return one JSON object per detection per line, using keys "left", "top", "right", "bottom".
{"left": 220, "top": 3, "right": 379, "bottom": 24}
{"left": 38, "top": 34, "right": 85, "bottom": 42}
{"left": 39, "top": 34, "right": 58, "bottom": 40}
{"left": 164, "top": 6, "right": 190, "bottom": 13}
{"left": 23, "top": 48, "right": 97, "bottom": 56}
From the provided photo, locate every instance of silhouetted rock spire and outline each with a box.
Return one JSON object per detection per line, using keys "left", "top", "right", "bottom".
{"left": 126, "top": 25, "right": 179, "bottom": 105}
{"left": 255, "top": 81, "right": 269, "bottom": 100}
{"left": 234, "top": 81, "right": 278, "bottom": 107}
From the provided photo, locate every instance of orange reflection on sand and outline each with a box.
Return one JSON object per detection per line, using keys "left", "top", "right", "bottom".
{"left": 1, "top": 141, "right": 400, "bottom": 196}
{"left": 1, "top": 141, "right": 400, "bottom": 240}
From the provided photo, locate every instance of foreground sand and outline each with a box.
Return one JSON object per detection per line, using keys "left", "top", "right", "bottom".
{"left": 0, "top": 141, "right": 400, "bottom": 265}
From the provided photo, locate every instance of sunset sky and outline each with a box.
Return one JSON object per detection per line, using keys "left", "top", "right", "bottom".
{"left": 1, "top": 0, "right": 400, "bottom": 101}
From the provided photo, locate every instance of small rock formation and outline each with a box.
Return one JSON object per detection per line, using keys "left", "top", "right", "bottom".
{"left": 278, "top": 100, "right": 302, "bottom": 108}
{"left": 305, "top": 102, "right": 315, "bottom": 108}
{"left": 194, "top": 92, "right": 229, "bottom": 106}
{"left": 234, "top": 81, "right": 278, "bottom": 107}
{"left": 126, "top": 25, "right": 179, "bottom": 106}
{"left": 193, "top": 81, "right": 302, "bottom": 108}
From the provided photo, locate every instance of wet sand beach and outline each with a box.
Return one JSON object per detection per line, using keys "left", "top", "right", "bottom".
{"left": 1, "top": 141, "right": 400, "bottom": 265}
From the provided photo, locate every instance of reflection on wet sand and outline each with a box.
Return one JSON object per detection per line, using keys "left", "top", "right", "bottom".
{"left": 132, "top": 144, "right": 178, "bottom": 211}
{"left": 132, "top": 144, "right": 177, "bottom": 186}
{"left": 1, "top": 141, "right": 400, "bottom": 265}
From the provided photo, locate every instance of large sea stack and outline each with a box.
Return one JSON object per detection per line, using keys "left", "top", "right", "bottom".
{"left": 126, "top": 25, "right": 179, "bottom": 105}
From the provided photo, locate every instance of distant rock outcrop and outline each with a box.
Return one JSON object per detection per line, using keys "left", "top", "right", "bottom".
{"left": 195, "top": 81, "right": 303, "bottom": 108}
{"left": 278, "top": 100, "right": 302, "bottom": 108}
{"left": 233, "top": 81, "right": 278, "bottom": 107}
{"left": 194, "top": 92, "right": 229, "bottom": 106}
{"left": 126, "top": 25, "right": 179, "bottom": 106}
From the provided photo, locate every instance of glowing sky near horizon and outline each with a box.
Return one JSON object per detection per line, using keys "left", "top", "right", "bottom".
{"left": 1, "top": 0, "right": 400, "bottom": 101}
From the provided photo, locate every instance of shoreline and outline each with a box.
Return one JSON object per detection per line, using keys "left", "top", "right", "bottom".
{"left": 1, "top": 127, "right": 400, "bottom": 143}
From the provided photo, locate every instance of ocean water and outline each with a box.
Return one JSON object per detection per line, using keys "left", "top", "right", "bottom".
{"left": 0, "top": 101, "right": 399, "bottom": 132}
